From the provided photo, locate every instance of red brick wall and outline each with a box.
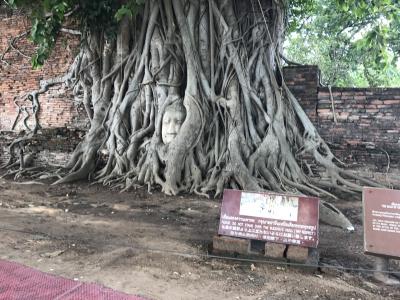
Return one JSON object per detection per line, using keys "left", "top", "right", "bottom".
{"left": 284, "top": 66, "right": 400, "bottom": 172}
{"left": 0, "top": 12, "right": 87, "bottom": 132}
{"left": 282, "top": 65, "right": 319, "bottom": 123}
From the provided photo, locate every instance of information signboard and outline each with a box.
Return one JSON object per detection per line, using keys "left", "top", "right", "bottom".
{"left": 218, "top": 189, "right": 319, "bottom": 248}
{"left": 363, "top": 187, "right": 400, "bottom": 258}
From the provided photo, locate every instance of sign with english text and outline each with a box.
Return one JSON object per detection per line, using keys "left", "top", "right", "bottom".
{"left": 363, "top": 187, "right": 400, "bottom": 258}
{"left": 218, "top": 189, "right": 319, "bottom": 248}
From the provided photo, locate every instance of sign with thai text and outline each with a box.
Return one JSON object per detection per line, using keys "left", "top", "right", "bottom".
{"left": 363, "top": 187, "right": 400, "bottom": 258}
{"left": 218, "top": 189, "right": 319, "bottom": 248}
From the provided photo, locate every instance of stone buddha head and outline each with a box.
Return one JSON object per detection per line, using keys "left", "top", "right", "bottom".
{"left": 161, "top": 100, "right": 186, "bottom": 144}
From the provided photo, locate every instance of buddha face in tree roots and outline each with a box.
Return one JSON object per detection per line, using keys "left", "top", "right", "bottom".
{"left": 161, "top": 101, "right": 186, "bottom": 144}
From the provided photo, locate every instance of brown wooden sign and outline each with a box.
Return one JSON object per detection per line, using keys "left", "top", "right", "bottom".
{"left": 218, "top": 189, "right": 319, "bottom": 248}
{"left": 363, "top": 187, "right": 400, "bottom": 258}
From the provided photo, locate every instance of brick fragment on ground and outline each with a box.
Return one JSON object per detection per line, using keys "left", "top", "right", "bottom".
{"left": 286, "top": 245, "right": 309, "bottom": 262}
{"left": 265, "top": 242, "right": 286, "bottom": 259}
{"left": 212, "top": 235, "right": 250, "bottom": 255}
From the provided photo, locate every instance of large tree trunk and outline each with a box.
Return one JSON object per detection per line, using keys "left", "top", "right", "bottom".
{"left": 40, "top": 0, "right": 381, "bottom": 201}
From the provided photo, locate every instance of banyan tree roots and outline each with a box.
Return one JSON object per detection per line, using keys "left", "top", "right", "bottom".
{"left": 6, "top": 0, "right": 384, "bottom": 201}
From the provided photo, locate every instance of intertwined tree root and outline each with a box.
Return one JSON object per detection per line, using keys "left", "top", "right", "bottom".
{"left": 3, "top": 0, "right": 384, "bottom": 220}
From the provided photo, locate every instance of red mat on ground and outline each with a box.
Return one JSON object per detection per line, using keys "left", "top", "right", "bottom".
{"left": 0, "top": 259, "right": 147, "bottom": 300}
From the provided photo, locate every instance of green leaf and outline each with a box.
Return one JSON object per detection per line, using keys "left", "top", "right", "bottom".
{"left": 115, "top": 5, "right": 133, "bottom": 22}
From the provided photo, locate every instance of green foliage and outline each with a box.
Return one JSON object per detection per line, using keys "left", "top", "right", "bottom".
{"left": 6, "top": 0, "right": 145, "bottom": 68}
{"left": 284, "top": 0, "right": 400, "bottom": 87}
{"left": 6, "top": 0, "right": 73, "bottom": 68}
{"left": 285, "top": 0, "right": 317, "bottom": 33}
{"left": 77, "top": 0, "right": 121, "bottom": 36}
{"left": 115, "top": 0, "right": 145, "bottom": 22}
{"left": 30, "top": 1, "right": 69, "bottom": 68}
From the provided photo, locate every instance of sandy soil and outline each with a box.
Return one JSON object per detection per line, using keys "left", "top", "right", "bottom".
{"left": 0, "top": 177, "right": 399, "bottom": 300}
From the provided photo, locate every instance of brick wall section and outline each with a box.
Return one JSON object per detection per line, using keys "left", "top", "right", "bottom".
{"left": 283, "top": 66, "right": 400, "bottom": 172}
{"left": 0, "top": 12, "right": 87, "bottom": 132}
{"left": 283, "top": 65, "right": 319, "bottom": 123}
{"left": 317, "top": 87, "right": 400, "bottom": 171}
{"left": 0, "top": 128, "right": 84, "bottom": 166}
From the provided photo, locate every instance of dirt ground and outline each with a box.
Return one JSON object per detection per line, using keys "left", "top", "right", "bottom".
{"left": 0, "top": 176, "right": 399, "bottom": 300}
